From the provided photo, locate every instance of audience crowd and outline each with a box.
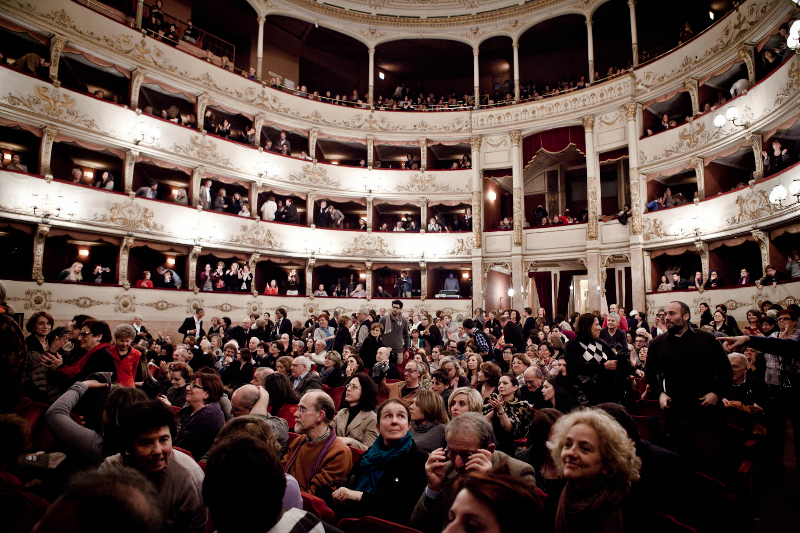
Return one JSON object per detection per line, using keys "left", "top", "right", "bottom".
{"left": 3, "top": 273, "right": 798, "bottom": 532}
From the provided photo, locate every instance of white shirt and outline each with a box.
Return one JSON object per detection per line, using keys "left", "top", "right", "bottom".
{"left": 262, "top": 200, "right": 277, "bottom": 221}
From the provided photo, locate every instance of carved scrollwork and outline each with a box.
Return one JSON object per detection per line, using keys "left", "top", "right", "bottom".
{"left": 725, "top": 189, "right": 776, "bottom": 225}
{"left": 395, "top": 172, "right": 450, "bottom": 193}
{"left": 287, "top": 164, "right": 341, "bottom": 188}
{"left": 231, "top": 222, "right": 283, "bottom": 249}
{"left": 341, "top": 233, "right": 396, "bottom": 256}
{"left": 92, "top": 200, "right": 165, "bottom": 232}
{"left": 446, "top": 236, "right": 476, "bottom": 256}
{"left": 5, "top": 85, "right": 99, "bottom": 130}
{"left": 171, "top": 136, "right": 233, "bottom": 168}
{"left": 641, "top": 218, "right": 670, "bottom": 241}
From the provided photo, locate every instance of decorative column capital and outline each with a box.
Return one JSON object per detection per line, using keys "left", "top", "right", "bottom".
{"left": 257, "top": 16, "right": 265, "bottom": 24}
{"left": 473, "top": 47, "right": 480, "bottom": 57}
{"left": 369, "top": 47, "right": 375, "bottom": 55}
{"left": 623, "top": 103, "right": 638, "bottom": 121}
{"left": 585, "top": 18, "right": 593, "bottom": 28}
{"left": 49, "top": 35, "right": 68, "bottom": 87}
{"left": 512, "top": 42, "right": 519, "bottom": 50}
{"left": 470, "top": 135, "right": 482, "bottom": 152}
{"left": 582, "top": 115, "right": 595, "bottom": 131}
{"left": 509, "top": 130, "right": 521, "bottom": 146}
{"left": 627, "top": 0, "right": 636, "bottom": 8}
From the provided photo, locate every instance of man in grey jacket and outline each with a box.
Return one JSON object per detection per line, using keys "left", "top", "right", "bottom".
{"left": 380, "top": 299, "right": 409, "bottom": 359}
{"left": 410, "top": 413, "right": 536, "bottom": 533}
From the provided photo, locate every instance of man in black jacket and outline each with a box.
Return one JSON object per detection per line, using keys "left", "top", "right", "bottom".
{"left": 521, "top": 307, "right": 536, "bottom": 339}
{"left": 178, "top": 308, "right": 205, "bottom": 342}
{"left": 645, "top": 301, "right": 732, "bottom": 423}
{"left": 226, "top": 318, "right": 252, "bottom": 348}
{"left": 284, "top": 198, "right": 300, "bottom": 224}
{"left": 500, "top": 315, "right": 526, "bottom": 353}
{"left": 273, "top": 307, "right": 292, "bottom": 341}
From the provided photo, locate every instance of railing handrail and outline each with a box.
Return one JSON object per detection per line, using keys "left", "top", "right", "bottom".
{"left": 142, "top": 2, "right": 235, "bottom": 65}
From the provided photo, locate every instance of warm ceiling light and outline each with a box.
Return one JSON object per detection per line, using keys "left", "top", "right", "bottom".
{"left": 3, "top": 153, "right": 10, "bottom": 161}
{"left": 78, "top": 248, "right": 89, "bottom": 257}
{"left": 85, "top": 171, "right": 94, "bottom": 179}
{"left": 488, "top": 191, "right": 497, "bottom": 201}
{"left": 462, "top": 272, "right": 469, "bottom": 279}
{"left": 166, "top": 257, "right": 176, "bottom": 266}
{"left": 331, "top": 161, "right": 339, "bottom": 165}
{"left": 359, "top": 272, "right": 366, "bottom": 279}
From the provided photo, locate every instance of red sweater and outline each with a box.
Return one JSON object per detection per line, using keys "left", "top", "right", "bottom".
{"left": 111, "top": 346, "right": 142, "bottom": 387}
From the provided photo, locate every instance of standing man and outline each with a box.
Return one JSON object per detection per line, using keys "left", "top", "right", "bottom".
{"left": 521, "top": 307, "right": 536, "bottom": 339}
{"left": 198, "top": 179, "right": 212, "bottom": 210}
{"left": 645, "top": 301, "right": 733, "bottom": 423}
{"left": 354, "top": 308, "right": 372, "bottom": 354}
{"left": 500, "top": 315, "right": 526, "bottom": 354}
{"left": 277, "top": 131, "right": 291, "bottom": 155}
{"left": 284, "top": 198, "right": 300, "bottom": 224}
{"left": 273, "top": 307, "right": 292, "bottom": 341}
{"left": 397, "top": 271, "right": 412, "bottom": 298}
{"left": 380, "top": 300, "right": 409, "bottom": 359}
{"left": 178, "top": 308, "right": 205, "bottom": 342}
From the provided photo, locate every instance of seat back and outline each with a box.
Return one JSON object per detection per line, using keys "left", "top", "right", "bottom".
{"left": 652, "top": 512, "right": 699, "bottom": 533}
{"left": 631, "top": 399, "right": 664, "bottom": 421}
{"left": 301, "top": 492, "right": 336, "bottom": 524}
{"left": 331, "top": 386, "right": 346, "bottom": 411}
{"left": 348, "top": 446, "right": 365, "bottom": 465}
{"left": 174, "top": 446, "right": 193, "bottom": 459}
{"left": 337, "top": 516, "right": 423, "bottom": 533}
{"left": 632, "top": 415, "right": 668, "bottom": 447}
{"left": 674, "top": 422, "right": 746, "bottom": 483}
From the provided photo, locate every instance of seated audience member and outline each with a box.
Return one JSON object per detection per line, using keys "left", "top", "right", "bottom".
{"left": 14, "top": 52, "right": 50, "bottom": 78}
{"left": 290, "top": 355, "right": 323, "bottom": 394}
{"left": 263, "top": 371, "right": 300, "bottom": 423}
{"left": 475, "top": 361, "right": 500, "bottom": 401}
{"left": 723, "top": 352, "right": 769, "bottom": 420}
{"left": 409, "top": 389, "right": 449, "bottom": 453}
{"left": 333, "top": 372, "right": 379, "bottom": 450}
{"left": 40, "top": 319, "right": 117, "bottom": 390}
{"left": 136, "top": 270, "right": 153, "bottom": 288}
{"left": 161, "top": 362, "right": 192, "bottom": 406}
{"left": 548, "top": 408, "right": 642, "bottom": 531}
{"left": 330, "top": 399, "right": 428, "bottom": 526}
{"left": 386, "top": 357, "right": 424, "bottom": 402}
{"left": 283, "top": 390, "right": 353, "bottom": 494}
{"left": 447, "top": 386, "right": 483, "bottom": 419}
{"left": 228, "top": 385, "right": 289, "bottom": 453}
{"left": 70, "top": 167, "right": 84, "bottom": 183}
{"left": 541, "top": 377, "right": 578, "bottom": 413}
{"left": 174, "top": 371, "right": 225, "bottom": 460}
{"left": 46, "top": 376, "right": 148, "bottom": 467}
{"left": 743, "top": 344, "right": 765, "bottom": 380}
{"left": 89, "top": 264, "right": 113, "bottom": 284}
{"left": 757, "top": 264, "right": 789, "bottom": 288}
{"left": 519, "top": 365, "right": 547, "bottom": 408}
{"left": 410, "top": 412, "right": 535, "bottom": 532}
{"left": 704, "top": 270, "right": 724, "bottom": 289}
{"left": 444, "top": 467, "right": 542, "bottom": 533}
{"left": 182, "top": 19, "right": 198, "bottom": 43}
{"left": 483, "top": 372, "right": 532, "bottom": 454}
{"left": 135, "top": 181, "right": 159, "bottom": 199}
{"left": 6, "top": 154, "right": 28, "bottom": 172}
{"left": 430, "top": 368, "right": 454, "bottom": 405}
{"left": 34, "top": 467, "right": 163, "bottom": 533}
{"left": 94, "top": 171, "right": 115, "bottom": 190}
{"left": 98, "top": 400, "right": 207, "bottom": 533}
{"left": 203, "top": 434, "right": 336, "bottom": 533}
{"left": 319, "top": 350, "right": 344, "bottom": 387}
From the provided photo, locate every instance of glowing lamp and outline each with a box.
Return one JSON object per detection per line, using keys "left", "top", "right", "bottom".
{"left": 769, "top": 184, "right": 787, "bottom": 205}
{"left": 713, "top": 114, "right": 726, "bottom": 128}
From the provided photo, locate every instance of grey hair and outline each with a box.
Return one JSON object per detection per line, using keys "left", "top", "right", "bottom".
{"left": 174, "top": 347, "right": 189, "bottom": 360}
{"left": 728, "top": 352, "right": 748, "bottom": 367}
{"left": 294, "top": 355, "right": 311, "bottom": 371}
{"left": 199, "top": 339, "right": 212, "bottom": 350}
{"left": 607, "top": 312, "right": 620, "bottom": 321}
{"left": 249, "top": 336, "right": 261, "bottom": 345}
{"left": 359, "top": 307, "right": 368, "bottom": 315}
{"left": 113, "top": 324, "right": 137, "bottom": 340}
{"left": 446, "top": 411, "right": 494, "bottom": 449}
{"left": 253, "top": 367, "right": 272, "bottom": 384}
{"left": 440, "top": 355, "right": 465, "bottom": 376}
{"left": 134, "top": 315, "right": 143, "bottom": 321}
{"left": 524, "top": 365, "right": 543, "bottom": 379}
{"left": 325, "top": 350, "right": 342, "bottom": 365}
{"left": 223, "top": 341, "right": 239, "bottom": 352}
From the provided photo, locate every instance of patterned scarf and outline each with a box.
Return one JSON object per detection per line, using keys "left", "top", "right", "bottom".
{"left": 283, "top": 427, "right": 338, "bottom": 489}
{"left": 554, "top": 478, "right": 630, "bottom": 533}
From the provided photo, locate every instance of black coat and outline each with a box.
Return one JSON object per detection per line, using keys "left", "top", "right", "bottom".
{"left": 178, "top": 317, "right": 205, "bottom": 341}
{"left": 332, "top": 325, "right": 353, "bottom": 355}
{"left": 273, "top": 317, "right": 293, "bottom": 341}
{"left": 564, "top": 335, "right": 634, "bottom": 405}
{"left": 522, "top": 316, "right": 536, "bottom": 339}
{"left": 337, "top": 441, "right": 429, "bottom": 526}
{"left": 284, "top": 203, "right": 300, "bottom": 224}
{"left": 227, "top": 326, "right": 252, "bottom": 348}
{"left": 502, "top": 321, "right": 526, "bottom": 353}
{"left": 359, "top": 336, "right": 384, "bottom": 370}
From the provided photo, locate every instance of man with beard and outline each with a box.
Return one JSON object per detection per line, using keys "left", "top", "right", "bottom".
{"left": 645, "top": 301, "right": 732, "bottom": 423}
{"left": 380, "top": 300, "right": 409, "bottom": 359}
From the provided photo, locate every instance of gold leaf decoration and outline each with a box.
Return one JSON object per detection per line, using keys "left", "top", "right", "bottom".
{"left": 286, "top": 164, "right": 341, "bottom": 188}
{"left": 5, "top": 86, "right": 98, "bottom": 130}
{"left": 726, "top": 189, "right": 776, "bottom": 225}
{"left": 231, "top": 222, "right": 283, "bottom": 249}
{"left": 341, "top": 233, "right": 396, "bottom": 256}
{"left": 92, "top": 200, "right": 165, "bottom": 232}
{"left": 395, "top": 173, "right": 450, "bottom": 193}
{"left": 171, "top": 136, "right": 233, "bottom": 167}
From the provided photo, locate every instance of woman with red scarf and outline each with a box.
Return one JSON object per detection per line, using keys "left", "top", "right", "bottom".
{"left": 41, "top": 320, "right": 116, "bottom": 390}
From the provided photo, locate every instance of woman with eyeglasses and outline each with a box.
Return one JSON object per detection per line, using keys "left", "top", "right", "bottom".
{"left": 650, "top": 310, "right": 668, "bottom": 337}
{"left": 332, "top": 373, "right": 379, "bottom": 450}
{"left": 174, "top": 370, "right": 225, "bottom": 459}
{"left": 330, "top": 398, "right": 428, "bottom": 526}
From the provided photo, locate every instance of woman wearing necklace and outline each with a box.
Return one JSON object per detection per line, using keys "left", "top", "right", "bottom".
{"left": 483, "top": 372, "right": 533, "bottom": 454}
{"left": 25, "top": 311, "right": 53, "bottom": 354}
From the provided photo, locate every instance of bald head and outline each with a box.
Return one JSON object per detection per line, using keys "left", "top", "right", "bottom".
{"left": 231, "top": 384, "right": 260, "bottom": 417}
{"left": 523, "top": 366, "right": 542, "bottom": 392}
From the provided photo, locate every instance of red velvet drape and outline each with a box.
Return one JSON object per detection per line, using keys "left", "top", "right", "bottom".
{"left": 530, "top": 272, "right": 553, "bottom": 318}
{"left": 523, "top": 127, "right": 586, "bottom": 167}
{"left": 556, "top": 269, "right": 584, "bottom": 317}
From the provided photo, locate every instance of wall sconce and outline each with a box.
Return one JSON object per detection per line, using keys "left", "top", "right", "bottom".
{"left": 488, "top": 191, "right": 497, "bottom": 201}
{"left": 462, "top": 272, "right": 469, "bottom": 279}
{"left": 166, "top": 257, "right": 176, "bottom": 266}
{"left": 259, "top": 161, "right": 281, "bottom": 178}
{"left": 78, "top": 248, "right": 90, "bottom": 257}
{"left": 3, "top": 153, "right": 10, "bottom": 161}
{"left": 507, "top": 288, "right": 515, "bottom": 297}
{"left": 135, "top": 122, "right": 161, "bottom": 145}
{"left": 359, "top": 272, "right": 366, "bottom": 279}
{"left": 788, "top": 18, "right": 800, "bottom": 50}
{"left": 769, "top": 184, "right": 787, "bottom": 206}
{"left": 713, "top": 106, "right": 744, "bottom": 128}
{"left": 379, "top": 72, "right": 385, "bottom": 80}
{"left": 85, "top": 171, "right": 94, "bottom": 179}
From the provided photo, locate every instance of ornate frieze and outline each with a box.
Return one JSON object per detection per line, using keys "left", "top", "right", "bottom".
{"left": 231, "top": 222, "right": 283, "bottom": 249}
{"left": 92, "top": 200, "right": 165, "bottom": 232}
{"left": 341, "top": 233, "right": 396, "bottom": 256}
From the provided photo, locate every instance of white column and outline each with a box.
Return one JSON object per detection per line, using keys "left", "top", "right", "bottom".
{"left": 136, "top": 0, "right": 144, "bottom": 29}
{"left": 49, "top": 35, "right": 67, "bottom": 88}
{"left": 124, "top": 149, "right": 138, "bottom": 195}
{"left": 470, "top": 136, "right": 482, "bottom": 248}
{"left": 33, "top": 224, "right": 50, "bottom": 285}
{"left": 368, "top": 47, "right": 375, "bottom": 107}
{"left": 583, "top": 116, "right": 598, "bottom": 240}
{"left": 39, "top": 126, "right": 57, "bottom": 177}
{"left": 586, "top": 19, "right": 595, "bottom": 83}
{"left": 365, "top": 261, "right": 373, "bottom": 301}
{"left": 473, "top": 47, "right": 480, "bottom": 108}
{"left": 419, "top": 137, "right": 427, "bottom": 171}
{"left": 628, "top": 1, "right": 639, "bottom": 67}
{"left": 624, "top": 103, "right": 643, "bottom": 235}
{"left": 307, "top": 193, "right": 316, "bottom": 227}
{"left": 510, "top": 131, "right": 523, "bottom": 246}
{"left": 256, "top": 17, "right": 265, "bottom": 80}
{"left": 585, "top": 253, "right": 602, "bottom": 313}
{"left": 119, "top": 237, "right": 135, "bottom": 289}
{"left": 512, "top": 41, "right": 520, "bottom": 102}
{"left": 472, "top": 255, "right": 484, "bottom": 311}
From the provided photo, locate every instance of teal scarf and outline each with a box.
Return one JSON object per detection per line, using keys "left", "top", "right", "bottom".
{"left": 354, "top": 432, "right": 413, "bottom": 493}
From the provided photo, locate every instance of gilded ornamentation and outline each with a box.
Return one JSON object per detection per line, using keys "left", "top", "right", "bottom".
{"left": 208, "top": 302, "right": 239, "bottom": 313}
{"left": 629, "top": 168, "right": 642, "bottom": 235}
{"left": 39, "top": 126, "right": 58, "bottom": 176}
{"left": 725, "top": 189, "right": 776, "bottom": 225}
{"left": 286, "top": 164, "right": 341, "bottom": 188}
{"left": 751, "top": 230, "right": 770, "bottom": 273}
{"left": 21, "top": 289, "right": 52, "bottom": 311}
{"left": 139, "top": 300, "right": 181, "bottom": 312}
{"left": 92, "top": 200, "right": 165, "bottom": 232}
{"left": 513, "top": 187, "right": 523, "bottom": 245}
{"left": 483, "top": 136, "right": 508, "bottom": 149}
{"left": 32, "top": 224, "right": 50, "bottom": 285}
{"left": 684, "top": 79, "right": 699, "bottom": 113}
{"left": 587, "top": 189, "right": 598, "bottom": 240}
{"left": 623, "top": 103, "right": 638, "bottom": 121}
{"left": 472, "top": 191, "right": 482, "bottom": 249}
{"left": 185, "top": 298, "right": 204, "bottom": 315}
{"left": 130, "top": 68, "right": 146, "bottom": 110}
{"left": 114, "top": 294, "right": 136, "bottom": 313}
{"left": 171, "top": 136, "right": 233, "bottom": 168}
{"left": 245, "top": 300, "right": 263, "bottom": 316}
{"left": 509, "top": 131, "right": 521, "bottom": 146}
{"left": 598, "top": 111, "right": 623, "bottom": 128}
{"left": 641, "top": 218, "right": 669, "bottom": 241}
{"left": 446, "top": 236, "right": 476, "bottom": 256}
{"left": 582, "top": 116, "right": 595, "bottom": 131}
{"left": 59, "top": 296, "right": 111, "bottom": 309}
{"left": 188, "top": 246, "right": 202, "bottom": 292}
{"left": 49, "top": 35, "right": 67, "bottom": 84}
{"left": 470, "top": 136, "right": 482, "bottom": 151}
{"left": 5, "top": 85, "right": 98, "bottom": 130}
{"left": 119, "top": 236, "right": 135, "bottom": 289}
{"left": 395, "top": 173, "right": 450, "bottom": 193}
{"left": 773, "top": 55, "right": 800, "bottom": 106}
{"left": 341, "top": 233, "right": 396, "bottom": 256}
{"left": 231, "top": 222, "right": 283, "bottom": 249}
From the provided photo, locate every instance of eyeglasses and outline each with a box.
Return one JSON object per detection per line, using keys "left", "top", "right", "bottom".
{"left": 403, "top": 368, "right": 418, "bottom": 374}
{"left": 78, "top": 331, "right": 91, "bottom": 337}
{"left": 346, "top": 383, "right": 361, "bottom": 390}
{"left": 392, "top": 306, "right": 401, "bottom": 310}
{"left": 295, "top": 405, "right": 312, "bottom": 414}
{"left": 444, "top": 447, "right": 476, "bottom": 464}
{"left": 777, "top": 316, "right": 791, "bottom": 321}
{"left": 189, "top": 383, "right": 205, "bottom": 390}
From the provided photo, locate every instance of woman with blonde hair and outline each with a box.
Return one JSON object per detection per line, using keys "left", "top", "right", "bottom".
{"left": 548, "top": 408, "right": 642, "bottom": 532}
{"left": 409, "top": 389, "right": 449, "bottom": 453}
{"left": 58, "top": 262, "right": 84, "bottom": 282}
{"left": 465, "top": 353, "right": 483, "bottom": 387}
{"left": 447, "top": 386, "right": 483, "bottom": 419}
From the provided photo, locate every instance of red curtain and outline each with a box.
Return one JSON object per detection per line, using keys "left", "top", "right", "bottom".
{"left": 599, "top": 147, "right": 629, "bottom": 163}
{"left": 530, "top": 272, "right": 553, "bottom": 318}
{"left": 556, "top": 269, "right": 584, "bottom": 317}
{"left": 523, "top": 127, "right": 586, "bottom": 167}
